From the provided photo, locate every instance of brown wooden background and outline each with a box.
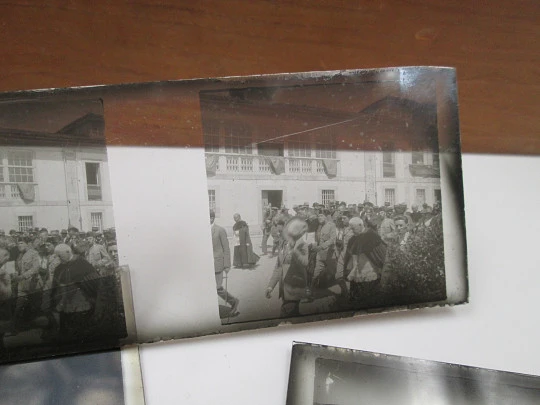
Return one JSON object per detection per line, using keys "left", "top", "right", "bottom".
{"left": 0, "top": 0, "right": 538, "bottom": 154}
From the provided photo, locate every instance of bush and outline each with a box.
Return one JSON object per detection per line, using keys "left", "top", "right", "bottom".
{"left": 383, "top": 216, "right": 446, "bottom": 304}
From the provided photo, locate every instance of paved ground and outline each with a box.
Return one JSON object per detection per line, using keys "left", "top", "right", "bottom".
{"left": 219, "top": 234, "right": 282, "bottom": 324}
{"left": 219, "top": 234, "right": 338, "bottom": 324}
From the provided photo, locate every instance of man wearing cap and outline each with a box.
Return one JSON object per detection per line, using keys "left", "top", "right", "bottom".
{"left": 310, "top": 213, "right": 337, "bottom": 289}
{"left": 408, "top": 204, "right": 423, "bottom": 226}
{"left": 210, "top": 210, "right": 239, "bottom": 318}
{"left": 38, "top": 228, "right": 49, "bottom": 244}
{"left": 65, "top": 226, "right": 79, "bottom": 248}
{"left": 85, "top": 232, "right": 114, "bottom": 275}
{"left": 261, "top": 205, "right": 274, "bottom": 256}
{"left": 280, "top": 207, "right": 292, "bottom": 223}
{"left": 332, "top": 202, "right": 347, "bottom": 223}
{"left": 51, "top": 244, "right": 103, "bottom": 342}
{"left": 13, "top": 237, "right": 43, "bottom": 331}
{"left": 379, "top": 207, "right": 396, "bottom": 243}
{"left": 335, "top": 214, "right": 354, "bottom": 280}
{"left": 270, "top": 207, "right": 282, "bottom": 257}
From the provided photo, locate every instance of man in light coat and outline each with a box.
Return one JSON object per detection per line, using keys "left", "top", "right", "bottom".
{"left": 210, "top": 210, "right": 239, "bottom": 317}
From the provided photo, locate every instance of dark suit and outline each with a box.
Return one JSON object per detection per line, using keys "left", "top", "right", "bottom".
{"left": 211, "top": 223, "right": 236, "bottom": 309}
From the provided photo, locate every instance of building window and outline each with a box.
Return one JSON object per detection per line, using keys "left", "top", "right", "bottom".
{"left": 203, "top": 119, "right": 220, "bottom": 153}
{"left": 18, "top": 215, "right": 33, "bottom": 232}
{"left": 416, "top": 189, "right": 426, "bottom": 205}
{"left": 321, "top": 190, "right": 335, "bottom": 206}
{"left": 85, "top": 162, "right": 102, "bottom": 201}
{"left": 8, "top": 150, "right": 34, "bottom": 183}
{"left": 412, "top": 151, "right": 425, "bottom": 165}
{"left": 314, "top": 130, "right": 336, "bottom": 159}
{"left": 224, "top": 123, "right": 252, "bottom": 154}
{"left": 434, "top": 189, "right": 442, "bottom": 202}
{"left": 384, "top": 188, "right": 395, "bottom": 206}
{"left": 433, "top": 153, "right": 440, "bottom": 169}
{"left": 382, "top": 152, "right": 395, "bottom": 178}
{"left": 91, "top": 212, "right": 103, "bottom": 231}
{"left": 288, "top": 140, "right": 311, "bottom": 157}
{"left": 208, "top": 190, "right": 216, "bottom": 212}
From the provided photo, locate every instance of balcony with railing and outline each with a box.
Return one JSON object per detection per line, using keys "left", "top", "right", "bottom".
{"left": 206, "top": 153, "right": 338, "bottom": 177}
{"left": 408, "top": 163, "right": 440, "bottom": 178}
{"left": 0, "top": 183, "right": 36, "bottom": 201}
{"left": 87, "top": 184, "right": 102, "bottom": 200}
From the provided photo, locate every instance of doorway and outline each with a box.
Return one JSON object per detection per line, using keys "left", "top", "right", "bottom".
{"left": 261, "top": 190, "right": 283, "bottom": 209}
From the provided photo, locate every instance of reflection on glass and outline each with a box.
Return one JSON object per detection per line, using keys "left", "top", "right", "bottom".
{"left": 0, "top": 350, "right": 125, "bottom": 405}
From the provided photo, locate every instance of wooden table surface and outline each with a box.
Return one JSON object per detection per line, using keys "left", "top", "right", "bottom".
{"left": 0, "top": 0, "right": 538, "bottom": 154}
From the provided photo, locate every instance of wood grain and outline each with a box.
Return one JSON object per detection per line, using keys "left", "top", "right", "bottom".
{"left": 0, "top": 0, "right": 538, "bottom": 154}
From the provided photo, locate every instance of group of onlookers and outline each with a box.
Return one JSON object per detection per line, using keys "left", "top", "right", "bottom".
{"left": 211, "top": 199, "right": 443, "bottom": 319}
{"left": 263, "top": 199, "right": 443, "bottom": 316}
{"left": 0, "top": 226, "right": 121, "bottom": 346}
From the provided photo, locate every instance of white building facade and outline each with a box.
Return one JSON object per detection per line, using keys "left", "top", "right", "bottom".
{"left": 0, "top": 114, "right": 115, "bottom": 233}
{"left": 201, "top": 87, "right": 442, "bottom": 233}
{"left": 206, "top": 148, "right": 441, "bottom": 233}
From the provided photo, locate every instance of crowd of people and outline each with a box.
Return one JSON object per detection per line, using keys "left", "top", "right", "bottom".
{"left": 211, "top": 199, "right": 445, "bottom": 320}
{"left": 264, "top": 200, "right": 444, "bottom": 316}
{"left": 0, "top": 226, "right": 122, "bottom": 349}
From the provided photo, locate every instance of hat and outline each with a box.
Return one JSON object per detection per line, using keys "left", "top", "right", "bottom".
{"left": 19, "top": 236, "right": 33, "bottom": 244}
{"left": 285, "top": 217, "right": 308, "bottom": 240}
{"left": 271, "top": 207, "right": 278, "bottom": 211}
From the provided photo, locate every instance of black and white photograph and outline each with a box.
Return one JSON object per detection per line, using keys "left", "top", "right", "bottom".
{"left": 287, "top": 343, "right": 540, "bottom": 405}
{"left": 201, "top": 69, "right": 463, "bottom": 325}
{"left": 0, "top": 68, "right": 467, "bottom": 344}
{"left": 0, "top": 347, "right": 144, "bottom": 405}
{"left": 0, "top": 99, "right": 132, "bottom": 362}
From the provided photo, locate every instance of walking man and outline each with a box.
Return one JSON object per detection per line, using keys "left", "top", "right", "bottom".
{"left": 210, "top": 210, "right": 239, "bottom": 318}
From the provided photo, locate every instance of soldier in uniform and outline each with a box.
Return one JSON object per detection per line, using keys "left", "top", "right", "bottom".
{"left": 261, "top": 205, "right": 274, "bottom": 256}
{"left": 310, "top": 213, "right": 337, "bottom": 290}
